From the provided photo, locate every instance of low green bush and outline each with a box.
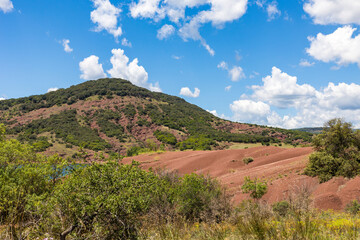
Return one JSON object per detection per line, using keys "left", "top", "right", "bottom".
{"left": 243, "top": 157, "right": 254, "bottom": 165}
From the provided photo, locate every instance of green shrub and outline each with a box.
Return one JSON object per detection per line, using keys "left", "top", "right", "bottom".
{"left": 305, "top": 118, "right": 360, "bottom": 182}
{"left": 241, "top": 177, "right": 268, "bottom": 199}
{"left": 127, "top": 146, "right": 143, "bottom": 157}
{"left": 272, "top": 201, "right": 290, "bottom": 217}
{"left": 345, "top": 200, "right": 360, "bottom": 215}
{"left": 243, "top": 157, "right": 254, "bottom": 165}
{"left": 154, "top": 130, "right": 177, "bottom": 145}
{"left": 177, "top": 136, "right": 216, "bottom": 151}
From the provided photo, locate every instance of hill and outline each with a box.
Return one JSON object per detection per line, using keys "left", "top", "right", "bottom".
{"left": 294, "top": 127, "right": 323, "bottom": 134}
{"left": 0, "top": 78, "right": 312, "bottom": 156}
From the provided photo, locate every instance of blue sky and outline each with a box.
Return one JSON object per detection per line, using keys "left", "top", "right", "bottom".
{"left": 1, "top": 0, "right": 360, "bottom": 128}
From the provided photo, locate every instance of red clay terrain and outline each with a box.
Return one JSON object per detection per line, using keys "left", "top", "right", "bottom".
{"left": 123, "top": 146, "right": 360, "bottom": 211}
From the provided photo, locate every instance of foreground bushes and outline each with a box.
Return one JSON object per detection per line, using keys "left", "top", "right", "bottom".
{"left": 305, "top": 118, "right": 360, "bottom": 182}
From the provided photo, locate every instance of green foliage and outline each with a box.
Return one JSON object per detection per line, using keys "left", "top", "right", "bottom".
{"left": 0, "top": 79, "right": 313, "bottom": 154}
{"left": 175, "top": 173, "right": 230, "bottom": 221}
{"left": 50, "top": 161, "right": 160, "bottom": 239}
{"left": 137, "top": 118, "right": 151, "bottom": 127}
{"left": 123, "top": 104, "right": 137, "bottom": 118}
{"left": 345, "top": 200, "right": 360, "bottom": 215}
{"left": 32, "top": 137, "right": 53, "bottom": 152}
{"left": 13, "top": 110, "right": 111, "bottom": 151}
{"left": 127, "top": 146, "right": 143, "bottom": 157}
{"left": 0, "top": 123, "right": 5, "bottom": 142}
{"left": 177, "top": 136, "right": 216, "bottom": 151}
{"left": 154, "top": 130, "right": 177, "bottom": 145}
{"left": 241, "top": 176, "right": 268, "bottom": 199}
{"left": 243, "top": 157, "right": 254, "bottom": 165}
{"left": 305, "top": 118, "right": 360, "bottom": 182}
{"left": 272, "top": 200, "right": 290, "bottom": 217}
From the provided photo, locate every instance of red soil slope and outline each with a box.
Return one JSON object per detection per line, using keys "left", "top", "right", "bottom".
{"left": 123, "top": 146, "right": 360, "bottom": 211}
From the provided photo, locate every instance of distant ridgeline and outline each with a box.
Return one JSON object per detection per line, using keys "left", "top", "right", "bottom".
{"left": 0, "top": 78, "right": 312, "bottom": 156}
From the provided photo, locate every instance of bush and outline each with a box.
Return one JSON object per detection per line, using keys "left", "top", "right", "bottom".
{"left": 154, "top": 130, "right": 177, "bottom": 145}
{"left": 345, "top": 200, "right": 360, "bottom": 215}
{"left": 126, "top": 146, "right": 143, "bottom": 157}
{"left": 272, "top": 201, "right": 290, "bottom": 217}
{"left": 305, "top": 118, "right": 360, "bottom": 182}
{"left": 241, "top": 177, "right": 268, "bottom": 199}
{"left": 243, "top": 157, "right": 254, "bottom": 165}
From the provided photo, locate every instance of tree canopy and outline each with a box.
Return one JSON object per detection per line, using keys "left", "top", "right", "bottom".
{"left": 305, "top": 118, "right": 360, "bottom": 182}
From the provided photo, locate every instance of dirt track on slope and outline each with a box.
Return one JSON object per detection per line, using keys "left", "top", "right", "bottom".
{"left": 123, "top": 146, "right": 360, "bottom": 211}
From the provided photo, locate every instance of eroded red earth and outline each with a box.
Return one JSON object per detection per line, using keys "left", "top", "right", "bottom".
{"left": 124, "top": 146, "right": 360, "bottom": 211}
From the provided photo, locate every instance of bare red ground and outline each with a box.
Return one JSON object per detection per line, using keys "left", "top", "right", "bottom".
{"left": 123, "top": 146, "right": 360, "bottom": 211}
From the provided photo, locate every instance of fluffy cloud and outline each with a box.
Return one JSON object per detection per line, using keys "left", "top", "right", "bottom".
{"left": 229, "top": 66, "right": 245, "bottom": 81}
{"left": 121, "top": 38, "right": 132, "bottom": 47}
{"left": 318, "top": 82, "right": 360, "bottom": 110}
{"left": 307, "top": 26, "right": 360, "bottom": 67}
{"left": 304, "top": 0, "right": 360, "bottom": 25}
{"left": 251, "top": 67, "right": 316, "bottom": 108}
{"left": 207, "top": 109, "right": 219, "bottom": 117}
{"left": 299, "top": 59, "right": 315, "bottom": 67}
{"left": 179, "top": 87, "right": 200, "bottom": 98}
{"left": 217, "top": 61, "right": 228, "bottom": 70}
{"left": 230, "top": 99, "right": 271, "bottom": 123}
{"left": 0, "top": 0, "right": 13, "bottom": 13}
{"left": 61, "top": 39, "right": 73, "bottom": 53}
{"left": 0, "top": 97, "right": 5, "bottom": 101}
{"left": 107, "top": 49, "right": 161, "bottom": 92}
{"left": 218, "top": 61, "right": 245, "bottom": 81}
{"left": 266, "top": 1, "right": 281, "bottom": 21}
{"left": 157, "top": 24, "right": 175, "bottom": 40}
{"left": 230, "top": 67, "right": 360, "bottom": 128}
{"left": 91, "top": 0, "right": 122, "bottom": 39}
{"left": 79, "top": 55, "right": 107, "bottom": 80}
{"left": 130, "top": 0, "right": 248, "bottom": 55}
{"left": 47, "top": 88, "right": 59, "bottom": 93}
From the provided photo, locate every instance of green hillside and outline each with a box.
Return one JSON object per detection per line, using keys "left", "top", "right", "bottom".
{"left": 0, "top": 78, "right": 312, "bottom": 156}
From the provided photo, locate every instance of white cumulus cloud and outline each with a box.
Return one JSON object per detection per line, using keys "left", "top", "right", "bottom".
{"left": 304, "top": 0, "right": 360, "bottom": 25}
{"left": 130, "top": 0, "right": 248, "bottom": 55}
{"left": 229, "top": 66, "right": 245, "bottom": 81}
{"left": 217, "top": 61, "right": 228, "bottom": 70}
{"left": 179, "top": 87, "right": 200, "bottom": 98}
{"left": 107, "top": 48, "right": 161, "bottom": 92}
{"left": 47, "top": 88, "right": 59, "bottom": 93}
{"left": 207, "top": 109, "right": 219, "bottom": 117}
{"left": 251, "top": 67, "right": 316, "bottom": 108}
{"left": 229, "top": 67, "right": 360, "bottom": 128}
{"left": 79, "top": 55, "right": 107, "bottom": 80}
{"left": 307, "top": 26, "right": 360, "bottom": 67}
{"left": 91, "top": 0, "right": 122, "bottom": 39}
{"left": 0, "top": 97, "right": 5, "bottom": 101}
{"left": 218, "top": 61, "right": 245, "bottom": 81}
{"left": 299, "top": 59, "right": 315, "bottom": 67}
{"left": 230, "top": 99, "right": 271, "bottom": 123}
{"left": 0, "top": 0, "right": 13, "bottom": 13}
{"left": 157, "top": 24, "right": 175, "bottom": 40}
{"left": 266, "top": 1, "right": 281, "bottom": 21}
{"left": 61, "top": 39, "right": 73, "bottom": 53}
{"left": 121, "top": 38, "right": 132, "bottom": 47}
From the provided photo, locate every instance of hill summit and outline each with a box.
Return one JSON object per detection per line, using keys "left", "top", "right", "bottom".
{"left": 0, "top": 78, "right": 311, "bottom": 157}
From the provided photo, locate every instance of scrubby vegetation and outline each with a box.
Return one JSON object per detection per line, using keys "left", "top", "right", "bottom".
{"left": 153, "top": 130, "right": 177, "bottom": 145}
{"left": 0, "top": 79, "right": 313, "bottom": 155}
{"left": 242, "top": 157, "right": 254, "bottom": 165}
{"left": 2, "top": 123, "right": 360, "bottom": 239}
{"left": 305, "top": 118, "right": 360, "bottom": 182}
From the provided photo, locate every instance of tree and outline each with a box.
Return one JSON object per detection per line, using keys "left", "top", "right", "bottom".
{"left": 305, "top": 118, "right": 360, "bottom": 182}
{"left": 241, "top": 176, "right": 268, "bottom": 200}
